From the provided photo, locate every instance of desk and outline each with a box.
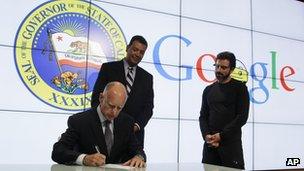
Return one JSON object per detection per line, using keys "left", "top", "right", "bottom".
{"left": 0, "top": 163, "right": 242, "bottom": 171}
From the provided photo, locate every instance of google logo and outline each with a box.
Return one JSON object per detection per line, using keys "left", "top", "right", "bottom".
{"left": 153, "top": 35, "right": 296, "bottom": 104}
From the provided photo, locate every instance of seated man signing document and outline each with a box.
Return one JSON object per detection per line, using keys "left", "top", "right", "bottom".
{"left": 52, "top": 81, "right": 146, "bottom": 168}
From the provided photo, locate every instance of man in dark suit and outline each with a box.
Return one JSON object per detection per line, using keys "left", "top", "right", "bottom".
{"left": 52, "top": 82, "right": 146, "bottom": 168}
{"left": 91, "top": 35, "right": 154, "bottom": 148}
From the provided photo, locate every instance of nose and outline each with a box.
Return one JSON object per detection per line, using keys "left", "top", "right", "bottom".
{"left": 113, "top": 107, "right": 119, "bottom": 113}
{"left": 107, "top": 111, "right": 116, "bottom": 120}
{"left": 216, "top": 65, "right": 227, "bottom": 73}
{"left": 135, "top": 52, "right": 142, "bottom": 58}
{"left": 110, "top": 106, "right": 120, "bottom": 115}
{"left": 215, "top": 67, "right": 222, "bottom": 72}
{"left": 135, "top": 49, "right": 144, "bottom": 58}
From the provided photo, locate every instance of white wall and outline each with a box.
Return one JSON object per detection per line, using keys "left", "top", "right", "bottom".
{"left": 0, "top": 0, "right": 303, "bottom": 170}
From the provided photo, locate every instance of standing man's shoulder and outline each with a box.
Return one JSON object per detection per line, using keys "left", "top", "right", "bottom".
{"left": 231, "top": 78, "right": 248, "bottom": 88}
{"left": 231, "top": 79, "right": 249, "bottom": 99}
{"left": 202, "top": 82, "right": 216, "bottom": 98}
{"left": 101, "top": 60, "right": 123, "bottom": 68}
{"left": 137, "top": 66, "right": 153, "bottom": 78}
{"left": 204, "top": 82, "right": 216, "bottom": 91}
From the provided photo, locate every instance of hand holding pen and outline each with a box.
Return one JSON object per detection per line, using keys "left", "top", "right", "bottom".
{"left": 83, "top": 145, "right": 106, "bottom": 166}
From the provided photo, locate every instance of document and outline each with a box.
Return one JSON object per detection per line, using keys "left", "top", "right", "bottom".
{"left": 101, "top": 164, "right": 134, "bottom": 170}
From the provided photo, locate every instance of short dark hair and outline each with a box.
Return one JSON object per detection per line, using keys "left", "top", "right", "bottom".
{"left": 216, "top": 51, "right": 236, "bottom": 69}
{"left": 128, "top": 35, "right": 148, "bottom": 47}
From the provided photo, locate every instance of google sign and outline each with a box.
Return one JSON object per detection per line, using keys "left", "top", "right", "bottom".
{"left": 153, "top": 35, "right": 296, "bottom": 104}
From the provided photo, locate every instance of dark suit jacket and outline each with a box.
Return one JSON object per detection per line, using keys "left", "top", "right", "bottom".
{"left": 91, "top": 60, "right": 154, "bottom": 146}
{"left": 51, "top": 109, "right": 145, "bottom": 165}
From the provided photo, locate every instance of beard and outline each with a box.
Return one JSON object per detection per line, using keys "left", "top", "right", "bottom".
{"left": 216, "top": 72, "right": 230, "bottom": 83}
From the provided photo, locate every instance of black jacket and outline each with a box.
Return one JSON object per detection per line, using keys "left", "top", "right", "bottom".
{"left": 52, "top": 109, "right": 145, "bottom": 164}
{"left": 91, "top": 60, "right": 154, "bottom": 146}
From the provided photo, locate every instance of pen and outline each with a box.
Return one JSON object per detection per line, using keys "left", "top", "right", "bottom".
{"left": 94, "top": 145, "right": 101, "bottom": 153}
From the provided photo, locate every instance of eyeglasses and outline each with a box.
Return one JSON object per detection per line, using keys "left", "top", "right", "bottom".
{"left": 213, "top": 64, "right": 230, "bottom": 70}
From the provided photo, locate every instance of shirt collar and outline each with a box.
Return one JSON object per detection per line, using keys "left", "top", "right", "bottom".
{"left": 123, "top": 59, "right": 137, "bottom": 71}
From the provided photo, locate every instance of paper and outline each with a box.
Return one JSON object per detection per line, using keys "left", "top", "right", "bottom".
{"left": 101, "top": 164, "right": 134, "bottom": 170}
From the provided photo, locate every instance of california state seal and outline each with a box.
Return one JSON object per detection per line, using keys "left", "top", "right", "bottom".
{"left": 14, "top": 0, "right": 126, "bottom": 110}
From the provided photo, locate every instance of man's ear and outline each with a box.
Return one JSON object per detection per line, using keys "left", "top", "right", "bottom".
{"left": 99, "top": 92, "right": 104, "bottom": 103}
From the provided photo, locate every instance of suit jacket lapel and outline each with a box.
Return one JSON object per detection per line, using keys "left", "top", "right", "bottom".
{"left": 111, "top": 116, "right": 124, "bottom": 155}
{"left": 130, "top": 67, "right": 142, "bottom": 95}
{"left": 89, "top": 109, "right": 108, "bottom": 156}
{"left": 117, "top": 60, "right": 127, "bottom": 85}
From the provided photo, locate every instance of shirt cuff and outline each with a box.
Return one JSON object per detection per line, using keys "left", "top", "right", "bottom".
{"left": 136, "top": 154, "right": 145, "bottom": 162}
{"left": 134, "top": 123, "right": 141, "bottom": 130}
{"left": 76, "top": 154, "right": 86, "bottom": 165}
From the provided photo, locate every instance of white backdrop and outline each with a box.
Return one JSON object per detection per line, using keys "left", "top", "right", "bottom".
{"left": 0, "top": 0, "right": 303, "bottom": 170}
